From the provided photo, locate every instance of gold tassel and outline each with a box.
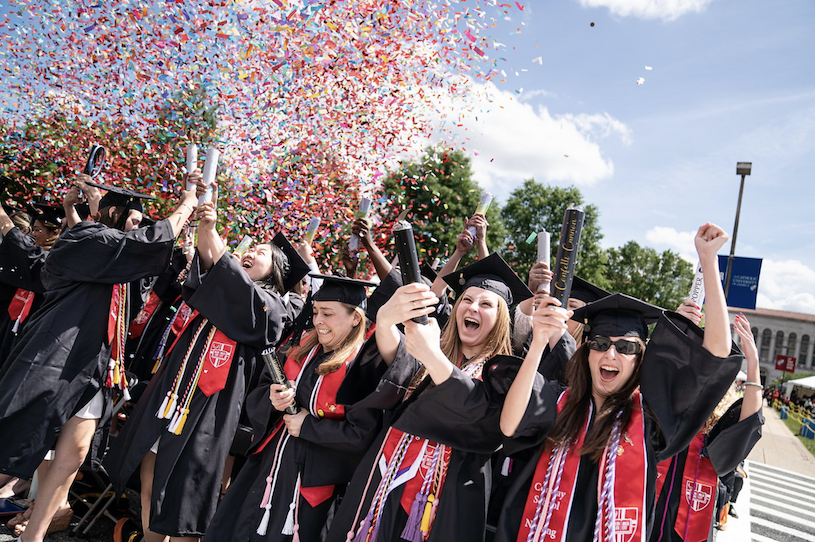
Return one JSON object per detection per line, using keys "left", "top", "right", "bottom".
{"left": 151, "top": 356, "right": 161, "bottom": 374}
{"left": 112, "top": 361, "right": 121, "bottom": 385}
{"left": 163, "top": 394, "right": 177, "bottom": 418}
{"left": 420, "top": 494, "right": 435, "bottom": 532}
{"left": 173, "top": 408, "right": 190, "bottom": 435}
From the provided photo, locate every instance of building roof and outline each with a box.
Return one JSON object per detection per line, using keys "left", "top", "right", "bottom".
{"left": 731, "top": 306, "right": 815, "bottom": 324}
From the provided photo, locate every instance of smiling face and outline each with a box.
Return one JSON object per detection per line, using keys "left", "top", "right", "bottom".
{"left": 32, "top": 219, "right": 57, "bottom": 247}
{"left": 587, "top": 335, "right": 642, "bottom": 408}
{"left": 312, "top": 301, "right": 361, "bottom": 352}
{"left": 455, "top": 286, "right": 501, "bottom": 357}
{"left": 240, "top": 243, "right": 274, "bottom": 282}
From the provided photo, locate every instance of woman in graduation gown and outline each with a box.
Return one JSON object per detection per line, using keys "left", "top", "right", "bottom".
{"left": 0, "top": 179, "right": 196, "bottom": 542}
{"left": 650, "top": 311, "right": 764, "bottom": 542}
{"left": 326, "top": 253, "right": 532, "bottom": 542}
{"left": 104, "top": 194, "right": 308, "bottom": 542}
{"left": 203, "top": 274, "right": 383, "bottom": 542}
{"left": 493, "top": 223, "right": 743, "bottom": 542}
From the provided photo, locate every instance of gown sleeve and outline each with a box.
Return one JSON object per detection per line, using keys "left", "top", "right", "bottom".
{"left": 0, "top": 227, "right": 46, "bottom": 292}
{"left": 43, "top": 220, "right": 176, "bottom": 284}
{"left": 640, "top": 311, "right": 744, "bottom": 461}
{"left": 244, "top": 367, "right": 284, "bottom": 451}
{"left": 183, "top": 252, "right": 288, "bottom": 350}
{"left": 705, "top": 399, "right": 764, "bottom": 475}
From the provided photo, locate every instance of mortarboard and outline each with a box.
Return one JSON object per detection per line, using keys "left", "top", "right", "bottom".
{"left": 32, "top": 202, "right": 66, "bottom": 227}
{"left": 570, "top": 276, "right": 612, "bottom": 305}
{"left": 87, "top": 181, "right": 155, "bottom": 213}
{"left": 310, "top": 274, "right": 378, "bottom": 308}
{"left": 272, "top": 232, "right": 310, "bottom": 293}
{"left": 442, "top": 253, "right": 532, "bottom": 306}
{"left": 571, "top": 293, "right": 663, "bottom": 340}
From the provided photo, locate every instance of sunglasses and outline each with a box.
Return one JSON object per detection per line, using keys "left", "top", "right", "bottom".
{"left": 586, "top": 336, "right": 642, "bottom": 355}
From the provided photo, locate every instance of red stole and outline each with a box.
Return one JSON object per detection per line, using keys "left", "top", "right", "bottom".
{"left": 128, "top": 290, "right": 162, "bottom": 339}
{"left": 7, "top": 288, "right": 35, "bottom": 332}
{"left": 105, "top": 283, "right": 128, "bottom": 389}
{"left": 197, "top": 329, "right": 238, "bottom": 396}
{"left": 518, "top": 390, "right": 648, "bottom": 542}
{"left": 656, "top": 432, "right": 718, "bottom": 542}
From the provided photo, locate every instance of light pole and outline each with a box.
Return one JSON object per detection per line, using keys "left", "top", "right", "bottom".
{"left": 725, "top": 162, "right": 752, "bottom": 301}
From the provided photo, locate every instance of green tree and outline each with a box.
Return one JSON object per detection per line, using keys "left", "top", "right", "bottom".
{"left": 605, "top": 241, "right": 693, "bottom": 309}
{"left": 379, "top": 147, "right": 505, "bottom": 265}
{"left": 500, "top": 179, "right": 607, "bottom": 285}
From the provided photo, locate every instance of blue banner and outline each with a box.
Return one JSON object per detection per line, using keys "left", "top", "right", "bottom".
{"left": 718, "top": 255, "right": 762, "bottom": 310}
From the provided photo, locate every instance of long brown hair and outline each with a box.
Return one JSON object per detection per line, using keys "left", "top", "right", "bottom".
{"left": 284, "top": 304, "right": 367, "bottom": 375}
{"left": 440, "top": 289, "right": 512, "bottom": 368}
{"left": 549, "top": 340, "right": 646, "bottom": 461}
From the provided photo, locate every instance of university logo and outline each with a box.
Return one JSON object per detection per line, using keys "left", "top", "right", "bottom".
{"left": 685, "top": 480, "right": 713, "bottom": 511}
{"left": 614, "top": 507, "right": 638, "bottom": 542}
{"left": 209, "top": 342, "right": 234, "bottom": 367}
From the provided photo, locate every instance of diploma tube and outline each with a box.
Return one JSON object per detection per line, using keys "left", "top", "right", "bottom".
{"left": 83, "top": 144, "right": 106, "bottom": 178}
{"left": 466, "top": 191, "right": 493, "bottom": 239}
{"left": 393, "top": 220, "right": 429, "bottom": 325}
{"left": 348, "top": 197, "right": 372, "bottom": 252}
{"left": 234, "top": 235, "right": 252, "bottom": 257}
{"left": 304, "top": 217, "right": 321, "bottom": 245}
{"left": 687, "top": 261, "right": 706, "bottom": 307}
{"left": 551, "top": 205, "right": 585, "bottom": 306}
{"left": 261, "top": 347, "right": 299, "bottom": 415}
{"left": 185, "top": 144, "right": 198, "bottom": 191}
{"left": 199, "top": 147, "right": 220, "bottom": 206}
{"left": 536, "top": 230, "right": 551, "bottom": 292}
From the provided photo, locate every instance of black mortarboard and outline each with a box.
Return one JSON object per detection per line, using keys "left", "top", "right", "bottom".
{"left": 442, "top": 253, "right": 532, "bottom": 306}
{"left": 310, "top": 274, "right": 377, "bottom": 308}
{"left": 87, "top": 181, "right": 155, "bottom": 212}
{"left": 32, "top": 202, "right": 66, "bottom": 227}
{"left": 571, "top": 293, "right": 663, "bottom": 340}
{"left": 272, "top": 232, "right": 310, "bottom": 293}
{"left": 570, "top": 276, "right": 611, "bottom": 305}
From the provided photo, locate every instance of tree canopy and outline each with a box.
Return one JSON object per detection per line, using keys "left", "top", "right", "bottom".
{"left": 605, "top": 241, "right": 693, "bottom": 309}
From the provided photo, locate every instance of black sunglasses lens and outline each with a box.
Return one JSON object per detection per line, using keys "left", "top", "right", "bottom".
{"left": 589, "top": 337, "right": 611, "bottom": 351}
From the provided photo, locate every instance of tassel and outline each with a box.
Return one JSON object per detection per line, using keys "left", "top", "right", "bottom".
{"left": 400, "top": 492, "right": 427, "bottom": 542}
{"left": 122, "top": 386, "right": 131, "bottom": 402}
{"left": 158, "top": 392, "right": 171, "bottom": 418}
{"left": 168, "top": 407, "right": 182, "bottom": 433}
{"left": 112, "top": 361, "right": 121, "bottom": 385}
{"left": 369, "top": 523, "right": 380, "bottom": 542}
{"left": 282, "top": 501, "right": 296, "bottom": 535}
{"left": 11, "top": 317, "right": 20, "bottom": 334}
{"left": 352, "top": 514, "right": 373, "bottom": 542}
{"left": 292, "top": 525, "right": 300, "bottom": 542}
{"left": 420, "top": 494, "right": 435, "bottom": 533}
{"left": 256, "top": 505, "right": 271, "bottom": 536}
{"left": 501, "top": 457, "right": 512, "bottom": 476}
{"left": 172, "top": 408, "right": 189, "bottom": 435}
{"left": 164, "top": 394, "right": 178, "bottom": 419}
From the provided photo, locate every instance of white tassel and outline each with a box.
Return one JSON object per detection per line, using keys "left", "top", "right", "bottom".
{"left": 122, "top": 387, "right": 132, "bottom": 402}
{"left": 166, "top": 394, "right": 178, "bottom": 419}
{"left": 168, "top": 408, "right": 182, "bottom": 433}
{"left": 501, "top": 457, "right": 512, "bottom": 477}
{"left": 256, "top": 505, "right": 271, "bottom": 536}
{"left": 11, "top": 317, "right": 20, "bottom": 334}
{"left": 157, "top": 392, "right": 170, "bottom": 419}
{"left": 282, "top": 501, "right": 296, "bottom": 535}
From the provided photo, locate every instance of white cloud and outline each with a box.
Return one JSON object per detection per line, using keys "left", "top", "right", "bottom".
{"left": 427, "top": 81, "right": 631, "bottom": 194}
{"left": 645, "top": 226, "right": 815, "bottom": 315}
{"left": 577, "top": 0, "right": 715, "bottom": 21}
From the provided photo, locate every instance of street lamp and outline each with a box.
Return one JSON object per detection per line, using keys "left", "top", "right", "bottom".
{"left": 725, "top": 162, "right": 752, "bottom": 301}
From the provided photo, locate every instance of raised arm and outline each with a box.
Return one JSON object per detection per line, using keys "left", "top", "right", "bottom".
{"left": 357, "top": 217, "right": 393, "bottom": 280}
{"left": 695, "top": 223, "right": 731, "bottom": 357}
{"left": 734, "top": 313, "right": 762, "bottom": 421}
{"left": 374, "top": 282, "right": 438, "bottom": 365}
{"left": 430, "top": 227, "right": 477, "bottom": 297}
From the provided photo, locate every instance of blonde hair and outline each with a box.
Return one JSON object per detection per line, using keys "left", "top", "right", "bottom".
{"left": 439, "top": 289, "right": 513, "bottom": 369}
{"left": 286, "top": 304, "right": 367, "bottom": 376}
{"left": 703, "top": 383, "right": 740, "bottom": 434}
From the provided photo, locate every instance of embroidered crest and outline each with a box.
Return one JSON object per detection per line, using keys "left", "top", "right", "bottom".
{"left": 208, "top": 341, "right": 234, "bottom": 368}
{"left": 614, "top": 507, "right": 639, "bottom": 542}
{"left": 685, "top": 480, "right": 713, "bottom": 512}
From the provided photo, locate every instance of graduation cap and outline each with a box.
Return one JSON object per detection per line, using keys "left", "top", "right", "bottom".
{"left": 272, "top": 232, "right": 310, "bottom": 293}
{"left": 87, "top": 181, "right": 155, "bottom": 212}
{"left": 310, "top": 274, "right": 378, "bottom": 308}
{"left": 442, "top": 253, "right": 533, "bottom": 306}
{"left": 32, "top": 202, "right": 66, "bottom": 227}
{"left": 571, "top": 293, "right": 663, "bottom": 340}
{"left": 570, "top": 276, "right": 612, "bottom": 305}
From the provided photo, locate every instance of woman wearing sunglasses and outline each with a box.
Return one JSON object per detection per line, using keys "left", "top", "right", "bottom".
{"left": 493, "top": 223, "right": 743, "bottom": 542}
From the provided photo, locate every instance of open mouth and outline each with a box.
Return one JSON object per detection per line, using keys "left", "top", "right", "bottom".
{"left": 317, "top": 329, "right": 331, "bottom": 335}
{"left": 599, "top": 365, "right": 620, "bottom": 381}
{"left": 242, "top": 258, "right": 253, "bottom": 269}
{"left": 463, "top": 317, "right": 480, "bottom": 331}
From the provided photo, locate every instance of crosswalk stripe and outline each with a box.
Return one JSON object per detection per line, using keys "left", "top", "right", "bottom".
{"left": 750, "top": 498, "right": 815, "bottom": 528}
{"left": 751, "top": 516, "right": 814, "bottom": 542}
{"left": 749, "top": 463, "right": 815, "bottom": 488}
{"left": 750, "top": 473, "right": 815, "bottom": 499}
{"left": 751, "top": 488, "right": 815, "bottom": 515}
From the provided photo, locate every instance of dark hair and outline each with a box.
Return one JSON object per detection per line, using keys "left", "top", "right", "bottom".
{"left": 548, "top": 340, "right": 645, "bottom": 461}
{"left": 253, "top": 242, "right": 288, "bottom": 294}
{"left": 98, "top": 206, "right": 130, "bottom": 231}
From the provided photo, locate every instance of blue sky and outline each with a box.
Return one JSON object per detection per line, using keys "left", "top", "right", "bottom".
{"left": 426, "top": 0, "right": 815, "bottom": 314}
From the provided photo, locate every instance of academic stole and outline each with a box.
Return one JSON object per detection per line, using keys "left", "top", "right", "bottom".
{"left": 350, "top": 358, "right": 486, "bottom": 542}
{"left": 127, "top": 289, "right": 162, "bottom": 340}
{"left": 254, "top": 342, "right": 359, "bottom": 538}
{"left": 518, "top": 390, "right": 648, "bottom": 542}
{"left": 105, "top": 283, "right": 129, "bottom": 394}
{"left": 7, "top": 288, "right": 35, "bottom": 333}
{"left": 654, "top": 432, "right": 718, "bottom": 542}
{"left": 155, "top": 315, "right": 237, "bottom": 435}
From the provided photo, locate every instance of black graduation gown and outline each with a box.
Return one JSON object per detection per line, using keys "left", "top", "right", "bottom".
{"left": 104, "top": 252, "right": 290, "bottom": 538}
{"left": 650, "top": 399, "right": 764, "bottom": 542}
{"left": 490, "top": 312, "right": 743, "bottom": 542}
{"left": 0, "top": 227, "right": 46, "bottom": 366}
{"left": 203, "top": 336, "right": 384, "bottom": 542}
{"left": 0, "top": 220, "right": 177, "bottom": 479}
{"left": 325, "top": 339, "right": 517, "bottom": 542}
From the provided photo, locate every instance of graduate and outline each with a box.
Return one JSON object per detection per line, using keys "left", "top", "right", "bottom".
{"left": 0, "top": 178, "right": 196, "bottom": 542}
{"left": 650, "top": 312, "right": 763, "bottom": 542}
{"left": 104, "top": 188, "right": 309, "bottom": 542}
{"left": 204, "top": 274, "right": 384, "bottom": 542}
{"left": 492, "top": 223, "right": 743, "bottom": 542}
{"left": 325, "top": 253, "right": 532, "bottom": 542}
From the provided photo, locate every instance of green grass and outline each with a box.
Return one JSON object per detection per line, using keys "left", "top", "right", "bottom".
{"left": 779, "top": 412, "right": 815, "bottom": 458}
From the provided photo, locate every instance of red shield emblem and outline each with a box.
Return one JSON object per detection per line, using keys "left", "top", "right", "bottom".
{"left": 614, "top": 507, "right": 638, "bottom": 542}
{"left": 208, "top": 342, "right": 234, "bottom": 368}
{"left": 685, "top": 480, "right": 713, "bottom": 512}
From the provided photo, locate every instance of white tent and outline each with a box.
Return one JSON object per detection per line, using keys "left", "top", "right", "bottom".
{"left": 784, "top": 375, "right": 815, "bottom": 399}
